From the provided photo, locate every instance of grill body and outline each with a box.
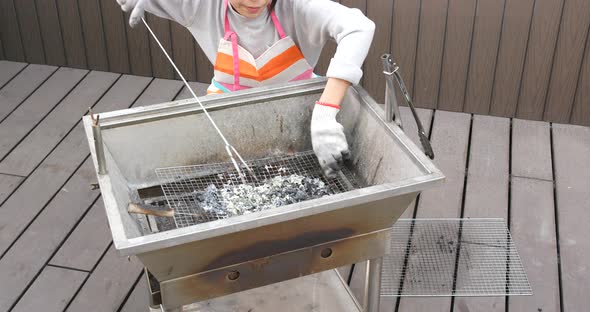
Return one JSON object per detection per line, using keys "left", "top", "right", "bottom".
{"left": 83, "top": 79, "right": 444, "bottom": 309}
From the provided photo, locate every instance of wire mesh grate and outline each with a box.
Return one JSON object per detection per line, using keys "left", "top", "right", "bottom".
{"left": 155, "top": 151, "right": 360, "bottom": 228}
{"left": 382, "top": 219, "right": 532, "bottom": 297}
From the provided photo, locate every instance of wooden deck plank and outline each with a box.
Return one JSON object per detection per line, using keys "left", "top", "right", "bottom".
{"left": 0, "top": 75, "right": 151, "bottom": 256}
{"left": 0, "top": 71, "right": 120, "bottom": 176}
{"left": 49, "top": 198, "right": 111, "bottom": 271}
{"left": 120, "top": 274, "right": 150, "bottom": 312}
{"left": 0, "top": 64, "right": 57, "bottom": 122}
{"left": 0, "top": 61, "right": 26, "bottom": 89}
{"left": 176, "top": 82, "right": 211, "bottom": 99}
{"left": 35, "top": 0, "right": 67, "bottom": 66}
{"left": 78, "top": 0, "right": 109, "bottom": 71}
{"left": 552, "top": 123, "right": 590, "bottom": 312}
{"left": 195, "top": 43, "right": 213, "bottom": 83}
{"left": 125, "top": 13, "right": 153, "bottom": 77}
{"left": 453, "top": 115, "right": 509, "bottom": 312}
{"left": 398, "top": 110, "right": 471, "bottom": 312}
{"left": 543, "top": 0, "right": 590, "bottom": 123}
{"left": 66, "top": 245, "right": 144, "bottom": 312}
{"left": 13, "top": 0, "right": 45, "bottom": 64}
{"left": 509, "top": 177, "right": 560, "bottom": 311}
{"left": 0, "top": 75, "right": 150, "bottom": 311}
{"left": 463, "top": 0, "right": 505, "bottom": 114}
{"left": 148, "top": 15, "right": 174, "bottom": 79}
{"left": 0, "top": 67, "right": 88, "bottom": 161}
{"left": 437, "top": 0, "right": 477, "bottom": 112}
{"left": 134, "top": 79, "right": 184, "bottom": 106}
{"left": 489, "top": 0, "right": 535, "bottom": 117}
{"left": 50, "top": 79, "right": 182, "bottom": 271}
{"left": 56, "top": 0, "right": 88, "bottom": 68}
{"left": 571, "top": 30, "right": 590, "bottom": 126}
{"left": 315, "top": 41, "right": 336, "bottom": 76}
{"left": 0, "top": 174, "right": 23, "bottom": 205}
{"left": 463, "top": 115, "right": 510, "bottom": 217}
{"left": 100, "top": 0, "right": 131, "bottom": 73}
{"left": 171, "top": 23, "right": 197, "bottom": 81}
{"left": 365, "top": 0, "right": 394, "bottom": 103}
{"left": 413, "top": 0, "right": 449, "bottom": 109}
{"left": 0, "top": 158, "right": 99, "bottom": 311}
{"left": 511, "top": 119, "right": 552, "bottom": 180}
{"left": 314, "top": 0, "right": 339, "bottom": 76}
{"left": 516, "top": 0, "right": 563, "bottom": 120}
{"left": 0, "top": 0, "right": 25, "bottom": 61}
{"left": 11, "top": 266, "right": 87, "bottom": 312}
{"left": 340, "top": 0, "right": 367, "bottom": 86}
{"left": 415, "top": 110, "right": 471, "bottom": 218}
{"left": 340, "top": 1, "right": 367, "bottom": 18}
{"left": 391, "top": 0, "right": 420, "bottom": 97}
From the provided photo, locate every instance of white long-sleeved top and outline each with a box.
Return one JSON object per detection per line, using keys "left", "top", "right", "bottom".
{"left": 140, "top": 0, "right": 375, "bottom": 84}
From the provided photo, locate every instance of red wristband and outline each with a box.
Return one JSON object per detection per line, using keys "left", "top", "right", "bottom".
{"left": 315, "top": 101, "right": 341, "bottom": 109}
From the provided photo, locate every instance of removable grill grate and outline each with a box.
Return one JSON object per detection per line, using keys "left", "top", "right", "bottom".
{"left": 382, "top": 219, "right": 532, "bottom": 297}
{"left": 155, "top": 151, "right": 360, "bottom": 228}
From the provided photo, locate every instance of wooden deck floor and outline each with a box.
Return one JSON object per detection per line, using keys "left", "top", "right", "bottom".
{"left": 0, "top": 60, "right": 588, "bottom": 311}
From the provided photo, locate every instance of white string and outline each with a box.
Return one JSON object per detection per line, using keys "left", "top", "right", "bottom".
{"left": 142, "top": 17, "right": 255, "bottom": 181}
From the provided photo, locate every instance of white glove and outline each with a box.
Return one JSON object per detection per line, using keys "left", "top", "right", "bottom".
{"left": 311, "top": 102, "right": 351, "bottom": 178}
{"left": 116, "top": 0, "right": 147, "bottom": 27}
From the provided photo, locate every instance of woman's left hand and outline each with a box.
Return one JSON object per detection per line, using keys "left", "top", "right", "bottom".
{"left": 311, "top": 103, "right": 350, "bottom": 178}
{"left": 311, "top": 78, "right": 352, "bottom": 178}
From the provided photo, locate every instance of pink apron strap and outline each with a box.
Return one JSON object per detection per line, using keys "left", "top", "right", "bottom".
{"left": 222, "top": 0, "right": 287, "bottom": 90}
{"left": 269, "top": 10, "right": 286, "bottom": 39}
{"left": 223, "top": 0, "right": 240, "bottom": 90}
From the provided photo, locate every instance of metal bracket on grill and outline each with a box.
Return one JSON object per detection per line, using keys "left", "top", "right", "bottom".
{"left": 89, "top": 108, "right": 107, "bottom": 175}
{"left": 382, "top": 54, "right": 435, "bottom": 160}
{"left": 381, "top": 55, "right": 403, "bottom": 130}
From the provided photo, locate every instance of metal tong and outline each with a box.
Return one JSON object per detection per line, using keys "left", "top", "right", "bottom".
{"left": 381, "top": 54, "right": 434, "bottom": 159}
{"left": 142, "top": 18, "right": 256, "bottom": 183}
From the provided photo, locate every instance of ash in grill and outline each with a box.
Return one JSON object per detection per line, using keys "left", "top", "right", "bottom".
{"left": 154, "top": 151, "right": 361, "bottom": 229}
{"left": 198, "top": 174, "right": 331, "bottom": 216}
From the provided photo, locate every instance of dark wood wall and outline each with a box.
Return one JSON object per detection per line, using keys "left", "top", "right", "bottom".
{"left": 2, "top": 0, "right": 589, "bottom": 126}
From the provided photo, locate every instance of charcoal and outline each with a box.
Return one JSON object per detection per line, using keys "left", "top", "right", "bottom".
{"left": 195, "top": 174, "right": 331, "bottom": 217}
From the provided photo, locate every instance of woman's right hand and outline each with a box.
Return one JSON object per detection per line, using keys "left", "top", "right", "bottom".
{"left": 116, "top": 0, "right": 146, "bottom": 27}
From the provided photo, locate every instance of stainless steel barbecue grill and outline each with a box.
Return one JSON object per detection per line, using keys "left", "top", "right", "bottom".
{"left": 83, "top": 74, "right": 444, "bottom": 310}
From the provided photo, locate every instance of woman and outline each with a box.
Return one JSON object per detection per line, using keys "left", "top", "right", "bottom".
{"left": 116, "top": 0, "right": 375, "bottom": 177}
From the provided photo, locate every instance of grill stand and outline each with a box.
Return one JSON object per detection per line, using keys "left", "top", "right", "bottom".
{"left": 365, "top": 258, "right": 383, "bottom": 312}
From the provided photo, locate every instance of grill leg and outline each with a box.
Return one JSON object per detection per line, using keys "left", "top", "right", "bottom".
{"left": 364, "top": 257, "right": 383, "bottom": 312}
{"left": 158, "top": 304, "right": 181, "bottom": 312}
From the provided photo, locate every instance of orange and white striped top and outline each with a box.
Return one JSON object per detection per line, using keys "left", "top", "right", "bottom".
{"left": 207, "top": 0, "right": 314, "bottom": 94}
